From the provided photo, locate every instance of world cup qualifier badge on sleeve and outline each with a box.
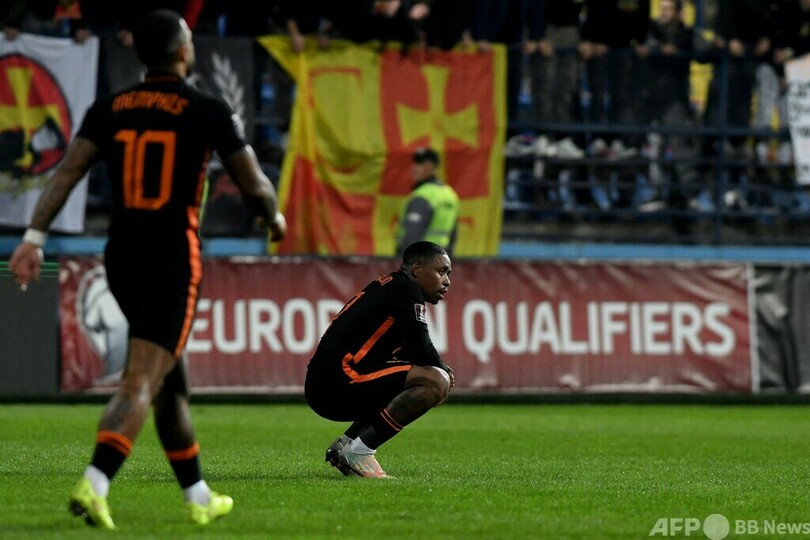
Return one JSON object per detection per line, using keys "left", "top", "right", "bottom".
{"left": 414, "top": 304, "right": 427, "bottom": 323}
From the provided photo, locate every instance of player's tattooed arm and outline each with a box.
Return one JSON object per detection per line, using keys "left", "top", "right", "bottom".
{"left": 28, "top": 137, "right": 99, "bottom": 231}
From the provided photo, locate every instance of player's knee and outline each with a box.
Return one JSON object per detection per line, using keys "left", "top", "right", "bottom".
{"left": 120, "top": 364, "right": 166, "bottom": 402}
{"left": 118, "top": 372, "right": 154, "bottom": 403}
{"left": 424, "top": 366, "right": 451, "bottom": 403}
{"left": 408, "top": 366, "right": 451, "bottom": 404}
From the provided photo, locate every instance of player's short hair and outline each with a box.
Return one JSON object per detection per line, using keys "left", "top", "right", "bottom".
{"left": 402, "top": 241, "right": 447, "bottom": 266}
{"left": 134, "top": 10, "right": 188, "bottom": 69}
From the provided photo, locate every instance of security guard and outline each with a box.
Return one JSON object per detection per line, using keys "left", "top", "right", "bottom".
{"left": 396, "top": 147, "right": 460, "bottom": 257}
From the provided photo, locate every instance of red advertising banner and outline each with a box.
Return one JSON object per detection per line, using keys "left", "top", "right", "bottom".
{"left": 59, "top": 258, "right": 754, "bottom": 393}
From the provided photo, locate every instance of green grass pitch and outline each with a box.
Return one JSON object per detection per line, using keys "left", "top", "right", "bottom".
{"left": 0, "top": 403, "right": 808, "bottom": 539}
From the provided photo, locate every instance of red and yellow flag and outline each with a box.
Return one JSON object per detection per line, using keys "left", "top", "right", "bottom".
{"left": 259, "top": 37, "right": 505, "bottom": 256}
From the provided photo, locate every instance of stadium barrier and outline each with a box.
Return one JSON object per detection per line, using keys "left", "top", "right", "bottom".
{"left": 0, "top": 262, "right": 59, "bottom": 396}
{"left": 51, "top": 255, "right": 786, "bottom": 395}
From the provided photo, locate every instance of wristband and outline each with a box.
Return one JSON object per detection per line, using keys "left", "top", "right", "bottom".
{"left": 23, "top": 228, "right": 48, "bottom": 247}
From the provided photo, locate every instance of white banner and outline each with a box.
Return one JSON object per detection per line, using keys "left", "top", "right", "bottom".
{"left": 0, "top": 34, "right": 98, "bottom": 232}
{"left": 786, "top": 54, "right": 810, "bottom": 185}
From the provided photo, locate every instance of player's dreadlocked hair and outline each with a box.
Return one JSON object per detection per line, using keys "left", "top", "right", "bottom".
{"left": 134, "top": 10, "right": 188, "bottom": 69}
{"left": 401, "top": 241, "right": 447, "bottom": 268}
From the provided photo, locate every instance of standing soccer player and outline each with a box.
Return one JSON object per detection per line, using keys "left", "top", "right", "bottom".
{"left": 305, "top": 241, "right": 454, "bottom": 478}
{"left": 8, "top": 10, "right": 286, "bottom": 528}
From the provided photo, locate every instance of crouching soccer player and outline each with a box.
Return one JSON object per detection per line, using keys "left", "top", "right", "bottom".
{"left": 305, "top": 241, "right": 455, "bottom": 478}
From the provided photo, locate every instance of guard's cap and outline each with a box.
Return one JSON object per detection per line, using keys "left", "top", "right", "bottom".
{"left": 412, "top": 147, "right": 440, "bottom": 165}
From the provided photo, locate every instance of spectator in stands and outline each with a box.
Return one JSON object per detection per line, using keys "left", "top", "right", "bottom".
{"left": 191, "top": 0, "right": 222, "bottom": 35}
{"left": 745, "top": 1, "right": 794, "bottom": 210}
{"left": 754, "top": 1, "right": 789, "bottom": 137}
{"left": 326, "top": 0, "right": 373, "bottom": 43}
{"left": 396, "top": 147, "right": 460, "bottom": 258}
{"left": 639, "top": 0, "right": 693, "bottom": 125}
{"left": 331, "top": 1, "right": 429, "bottom": 47}
{"left": 4, "top": 0, "right": 79, "bottom": 39}
{"left": 761, "top": 1, "right": 810, "bottom": 127}
{"left": 72, "top": 2, "right": 122, "bottom": 43}
{"left": 422, "top": 0, "right": 474, "bottom": 50}
{"left": 774, "top": 0, "right": 810, "bottom": 60}
{"left": 118, "top": 2, "right": 203, "bottom": 46}
{"left": 636, "top": 0, "right": 698, "bottom": 211}
{"left": 526, "top": 0, "right": 585, "bottom": 157}
{"left": 210, "top": 1, "right": 287, "bottom": 140}
{"left": 703, "top": 0, "right": 769, "bottom": 156}
{"left": 471, "top": 0, "right": 545, "bottom": 122}
{"left": 580, "top": 0, "right": 650, "bottom": 146}
{"left": 749, "top": 0, "right": 810, "bottom": 210}
{"left": 262, "top": 0, "right": 332, "bottom": 153}
{"left": 578, "top": 0, "right": 649, "bottom": 209}
{"left": 700, "top": 0, "right": 771, "bottom": 210}
{"left": 768, "top": 0, "right": 810, "bottom": 138}
{"left": 271, "top": 0, "right": 332, "bottom": 53}
{"left": 70, "top": 3, "right": 135, "bottom": 104}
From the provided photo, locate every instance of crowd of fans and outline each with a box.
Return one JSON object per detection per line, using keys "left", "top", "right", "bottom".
{"left": 3, "top": 0, "right": 810, "bottom": 236}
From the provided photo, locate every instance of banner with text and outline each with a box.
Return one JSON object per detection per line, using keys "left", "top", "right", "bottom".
{"left": 59, "top": 258, "right": 753, "bottom": 393}
{"left": 0, "top": 34, "right": 98, "bottom": 232}
{"left": 786, "top": 53, "right": 810, "bottom": 184}
{"left": 259, "top": 37, "right": 506, "bottom": 256}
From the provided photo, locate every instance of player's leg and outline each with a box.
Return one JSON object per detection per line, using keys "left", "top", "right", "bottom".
{"left": 306, "top": 366, "right": 361, "bottom": 475}
{"left": 384, "top": 365, "right": 452, "bottom": 424}
{"left": 340, "top": 366, "right": 451, "bottom": 477}
{"left": 70, "top": 252, "right": 202, "bottom": 527}
{"left": 154, "top": 360, "right": 233, "bottom": 525}
{"left": 69, "top": 337, "right": 176, "bottom": 528}
{"left": 353, "top": 365, "right": 450, "bottom": 447}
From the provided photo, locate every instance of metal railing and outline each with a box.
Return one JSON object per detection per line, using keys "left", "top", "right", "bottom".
{"left": 502, "top": 49, "right": 808, "bottom": 245}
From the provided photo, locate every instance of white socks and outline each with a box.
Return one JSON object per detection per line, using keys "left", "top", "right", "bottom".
{"left": 348, "top": 437, "right": 376, "bottom": 455}
{"left": 83, "top": 466, "right": 211, "bottom": 505}
{"left": 84, "top": 465, "right": 110, "bottom": 498}
{"left": 183, "top": 479, "right": 211, "bottom": 505}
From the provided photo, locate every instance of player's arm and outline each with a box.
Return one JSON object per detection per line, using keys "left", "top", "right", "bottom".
{"left": 9, "top": 137, "right": 99, "bottom": 290}
{"left": 392, "top": 284, "right": 448, "bottom": 371}
{"left": 412, "top": 331, "right": 448, "bottom": 371}
{"left": 221, "top": 145, "right": 286, "bottom": 242}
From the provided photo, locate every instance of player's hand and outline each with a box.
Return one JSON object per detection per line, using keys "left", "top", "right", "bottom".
{"left": 446, "top": 365, "right": 455, "bottom": 391}
{"left": 435, "top": 365, "right": 454, "bottom": 407}
{"left": 291, "top": 32, "right": 305, "bottom": 53}
{"left": 9, "top": 242, "right": 44, "bottom": 291}
{"left": 74, "top": 28, "right": 93, "bottom": 43}
{"left": 268, "top": 212, "right": 287, "bottom": 242}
